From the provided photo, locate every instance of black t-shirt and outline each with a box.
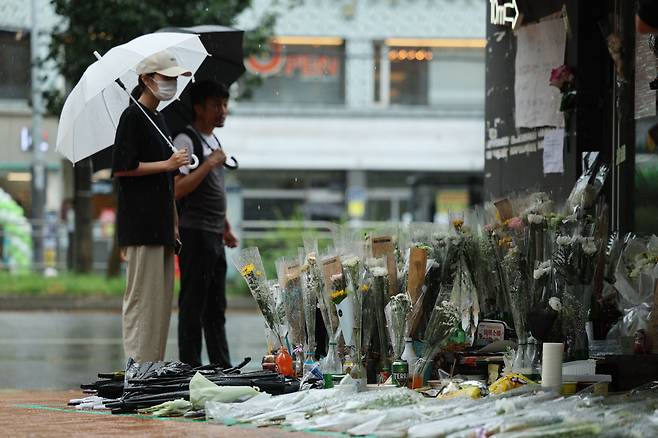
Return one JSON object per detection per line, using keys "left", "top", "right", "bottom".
{"left": 112, "top": 103, "right": 176, "bottom": 248}
{"left": 639, "top": 0, "right": 658, "bottom": 29}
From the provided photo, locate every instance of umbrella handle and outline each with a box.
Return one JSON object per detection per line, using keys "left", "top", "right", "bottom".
{"left": 224, "top": 156, "right": 239, "bottom": 170}
{"left": 188, "top": 153, "right": 199, "bottom": 170}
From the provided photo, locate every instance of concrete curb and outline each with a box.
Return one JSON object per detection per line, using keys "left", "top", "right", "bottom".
{"left": 0, "top": 294, "right": 257, "bottom": 311}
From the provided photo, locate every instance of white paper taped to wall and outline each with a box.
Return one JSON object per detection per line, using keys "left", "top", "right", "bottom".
{"left": 514, "top": 18, "right": 566, "bottom": 129}
{"left": 542, "top": 128, "right": 565, "bottom": 174}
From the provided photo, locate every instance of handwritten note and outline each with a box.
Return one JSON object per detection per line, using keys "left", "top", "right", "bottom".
{"left": 543, "top": 128, "right": 565, "bottom": 174}
{"left": 515, "top": 18, "right": 566, "bottom": 129}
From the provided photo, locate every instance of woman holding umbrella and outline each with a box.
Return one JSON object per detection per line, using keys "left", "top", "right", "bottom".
{"left": 112, "top": 49, "right": 190, "bottom": 363}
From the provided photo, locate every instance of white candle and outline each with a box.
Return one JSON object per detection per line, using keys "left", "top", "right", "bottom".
{"left": 541, "top": 342, "right": 563, "bottom": 391}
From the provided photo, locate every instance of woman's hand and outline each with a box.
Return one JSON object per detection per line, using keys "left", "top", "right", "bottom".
{"left": 168, "top": 149, "right": 189, "bottom": 171}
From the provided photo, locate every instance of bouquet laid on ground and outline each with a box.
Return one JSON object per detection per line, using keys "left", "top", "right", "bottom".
{"left": 304, "top": 237, "right": 339, "bottom": 345}
{"left": 449, "top": 232, "right": 481, "bottom": 342}
{"left": 341, "top": 253, "right": 362, "bottom": 349}
{"left": 413, "top": 298, "right": 460, "bottom": 388}
{"left": 232, "top": 247, "right": 285, "bottom": 347}
{"left": 335, "top": 239, "right": 366, "bottom": 381}
{"left": 330, "top": 268, "right": 356, "bottom": 348}
{"left": 368, "top": 257, "right": 391, "bottom": 361}
{"left": 231, "top": 155, "right": 623, "bottom": 382}
{"left": 276, "top": 257, "right": 306, "bottom": 364}
{"left": 607, "top": 234, "right": 658, "bottom": 350}
{"left": 300, "top": 248, "right": 320, "bottom": 355}
{"left": 385, "top": 293, "right": 412, "bottom": 360}
{"left": 206, "top": 378, "right": 658, "bottom": 437}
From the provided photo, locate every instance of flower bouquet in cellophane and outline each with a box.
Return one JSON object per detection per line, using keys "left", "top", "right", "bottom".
{"left": 232, "top": 247, "right": 285, "bottom": 350}
{"left": 276, "top": 256, "right": 306, "bottom": 374}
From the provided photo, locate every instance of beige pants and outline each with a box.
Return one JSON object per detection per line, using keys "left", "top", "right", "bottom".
{"left": 122, "top": 245, "right": 174, "bottom": 363}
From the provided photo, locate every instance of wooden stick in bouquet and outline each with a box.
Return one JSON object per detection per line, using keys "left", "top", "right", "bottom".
{"left": 371, "top": 235, "right": 398, "bottom": 296}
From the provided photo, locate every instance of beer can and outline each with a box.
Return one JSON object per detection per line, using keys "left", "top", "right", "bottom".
{"left": 392, "top": 360, "right": 409, "bottom": 387}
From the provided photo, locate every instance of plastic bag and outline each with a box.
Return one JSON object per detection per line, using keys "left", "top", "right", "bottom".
{"left": 189, "top": 372, "right": 260, "bottom": 410}
{"left": 565, "top": 158, "right": 609, "bottom": 214}
{"left": 137, "top": 399, "right": 192, "bottom": 417}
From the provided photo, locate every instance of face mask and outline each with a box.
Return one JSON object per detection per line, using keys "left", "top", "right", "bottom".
{"left": 147, "top": 78, "right": 177, "bottom": 101}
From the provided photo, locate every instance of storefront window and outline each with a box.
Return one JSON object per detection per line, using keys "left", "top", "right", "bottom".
{"left": 389, "top": 47, "right": 430, "bottom": 105}
{"left": 0, "top": 30, "right": 30, "bottom": 100}
{"left": 387, "top": 46, "right": 484, "bottom": 108}
{"left": 428, "top": 48, "right": 484, "bottom": 108}
{"left": 244, "top": 39, "right": 345, "bottom": 105}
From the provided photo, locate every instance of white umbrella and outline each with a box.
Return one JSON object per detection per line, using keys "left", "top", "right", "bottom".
{"left": 56, "top": 32, "right": 208, "bottom": 166}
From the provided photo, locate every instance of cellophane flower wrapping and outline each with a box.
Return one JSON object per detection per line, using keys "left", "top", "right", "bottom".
{"left": 385, "top": 293, "right": 412, "bottom": 359}
{"left": 414, "top": 299, "right": 460, "bottom": 385}
{"left": 231, "top": 247, "right": 284, "bottom": 345}
{"left": 276, "top": 257, "right": 306, "bottom": 353}
{"left": 359, "top": 262, "right": 376, "bottom": 363}
{"left": 316, "top": 253, "right": 341, "bottom": 343}
{"left": 608, "top": 235, "right": 658, "bottom": 340}
{"left": 331, "top": 269, "right": 355, "bottom": 346}
{"left": 368, "top": 257, "right": 391, "bottom": 359}
{"left": 300, "top": 248, "right": 319, "bottom": 353}
{"left": 342, "top": 253, "right": 362, "bottom": 348}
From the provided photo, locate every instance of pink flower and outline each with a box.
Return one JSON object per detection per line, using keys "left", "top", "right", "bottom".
{"left": 484, "top": 224, "right": 495, "bottom": 233}
{"left": 549, "top": 65, "right": 574, "bottom": 91}
{"left": 506, "top": 216, "right": 525, "bottom": 231}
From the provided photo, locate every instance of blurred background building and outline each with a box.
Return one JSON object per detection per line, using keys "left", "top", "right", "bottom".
{"left": 0, "top": 0, "right": 64, "bottom": 272}
{"left": 229, "top": 0, "right": 485, "bottom": 227}
{"left": 0, "top": 1, "right": 62, "bottom": 215}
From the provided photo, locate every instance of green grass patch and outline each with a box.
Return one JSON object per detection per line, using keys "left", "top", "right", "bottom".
{"left": 0, "top": 272, "right": 126, "bottom": 296}
{"left": 0, "top": 271, "right": 251, "bottom": 297}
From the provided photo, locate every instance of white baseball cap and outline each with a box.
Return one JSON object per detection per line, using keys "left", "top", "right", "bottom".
{"left": 135, "top": 49, "right": 192, "bottom": 77}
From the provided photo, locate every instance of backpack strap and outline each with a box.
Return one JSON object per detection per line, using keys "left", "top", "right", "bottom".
{"left": 175, "top": 127, "right": 205, "bottom": 213}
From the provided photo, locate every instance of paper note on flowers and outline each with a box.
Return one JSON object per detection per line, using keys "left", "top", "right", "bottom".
{"left": 514, "top": 18, "right": 566, "bottom": 128}
{"left": 543, "top": 128, "right": 565, "bottom": 174}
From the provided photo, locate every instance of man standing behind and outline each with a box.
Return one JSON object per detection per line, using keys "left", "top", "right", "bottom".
{"left": 174, "top": 80, "right": 238, "bottom": 368}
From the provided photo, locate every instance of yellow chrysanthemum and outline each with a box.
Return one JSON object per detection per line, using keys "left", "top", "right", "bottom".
{"left": 241, "top": 264, "right": 255, "bottom": 277}
{"left": 331, "top": 289, "right": 346, "bottom": 300}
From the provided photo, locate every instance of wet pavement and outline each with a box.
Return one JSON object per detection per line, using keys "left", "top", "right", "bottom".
{"left": 0, "top": 311, "right": 267, "bottom": 390}
{"left": 1, "top": 389, "right": 313, "bottom": 437}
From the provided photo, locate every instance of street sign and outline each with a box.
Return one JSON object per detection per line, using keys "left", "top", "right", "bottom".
{"left": 489, "top": 0, "right": 522, "bottom": 30}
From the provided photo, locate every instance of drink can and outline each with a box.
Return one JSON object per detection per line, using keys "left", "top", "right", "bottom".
{"left": 392, "top": 360, "right": 409, "bottom": 387}
{"left": 323, "top": 373, "right": 334, "bottom": 388}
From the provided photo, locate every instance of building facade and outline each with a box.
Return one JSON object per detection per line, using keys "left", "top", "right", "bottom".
{"left": 229, "top": 0, "right": 485, "bottom": 226}
{"left": 0, "top": 0, "right": 62, "bottom": 216}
